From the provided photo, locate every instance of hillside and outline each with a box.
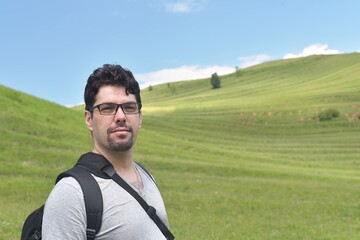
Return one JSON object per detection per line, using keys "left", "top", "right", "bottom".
{"left": 138, "top": 54, "right": 360, "bottom": 239}
{"left": 1, "top": 53, "right": 360, "bottom": 239}
{"left": 0, "top": 86, "right": 92, "bottom": 239}
{"left": 140, "top": 53, "right": 360, "bottom": 177}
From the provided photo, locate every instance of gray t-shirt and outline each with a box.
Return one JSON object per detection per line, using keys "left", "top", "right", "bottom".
{"left": 42, "top": 164, "right": 169, "bottom": 240}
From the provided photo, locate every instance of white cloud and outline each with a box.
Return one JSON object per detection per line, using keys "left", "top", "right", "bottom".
{"left": 66, "top": 102, "right": 84, "bottom": 108}
{"left": 135, "top": 65, "right": 235, "bottom": 88}
{"left": 164, "top": 0, "right": 204, "bottom": 13}
{"left": 166, "top": 2, "right": 191, "bottom": 12}
{"left": 237, "top": 54, "right": 271, "bottom": 69}
{"left": 283, "top": 44, "right": 342, "bottom": 59}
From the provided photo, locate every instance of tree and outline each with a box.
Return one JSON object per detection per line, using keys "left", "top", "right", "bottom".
{"left": 210, "top": 72, "right": 221, "bottom": 89}
{"left": 235, "top": 66, "right": 242, "bottom": 77}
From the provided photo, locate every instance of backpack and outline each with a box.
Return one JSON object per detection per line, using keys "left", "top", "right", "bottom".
{"left": 21, "top": 164, "right": 103, "bottom": 240}
{"left": 21, "top": 152, "right": 171, "bottom": 240}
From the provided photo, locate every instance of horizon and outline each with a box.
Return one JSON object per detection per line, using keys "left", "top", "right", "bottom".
{"left": 1, "top": 0, "right": 359, "bottom": 106}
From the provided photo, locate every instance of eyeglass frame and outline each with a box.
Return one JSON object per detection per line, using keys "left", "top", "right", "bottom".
{"left": 86, "top": 102, "right": 141, "bottom": 115}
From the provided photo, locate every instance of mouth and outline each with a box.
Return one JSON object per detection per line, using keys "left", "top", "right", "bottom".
{"left": 108, "top": 123, "right": 133, "bottom": 138}
{"left": 108, "top": 124, "right": 133, "bottom": 134}
{"left": 111, "top": 128, "right": 131, "bottom": 133}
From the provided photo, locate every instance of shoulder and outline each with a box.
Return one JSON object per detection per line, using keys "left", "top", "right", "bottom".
{"left": 42, "top": 177, "right": 87, "bottom": 239}
{"left": 52, "top": 176, "right": 83, "bottom": 197}
{"left": 44, "top": 176, "right": 84, "bottom": 213}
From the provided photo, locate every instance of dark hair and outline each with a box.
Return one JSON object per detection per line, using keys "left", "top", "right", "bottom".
{"left": 84, "top": 64, "right": 142, "bottom": 111}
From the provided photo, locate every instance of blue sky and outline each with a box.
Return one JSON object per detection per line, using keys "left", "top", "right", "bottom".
{"left": 1, "top": 0, "right": 359, "bottom": 106}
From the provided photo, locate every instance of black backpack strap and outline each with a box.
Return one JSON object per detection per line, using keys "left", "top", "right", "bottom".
{"left": 103, "top": 166, "right": 175, "bottom": 240}
{"left": 57, "top": 166, "right": 103, "bottom": 240}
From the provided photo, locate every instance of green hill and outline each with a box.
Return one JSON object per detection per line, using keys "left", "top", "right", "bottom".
{"left": 1, "top": 53, "right": 360, "bottom": 239}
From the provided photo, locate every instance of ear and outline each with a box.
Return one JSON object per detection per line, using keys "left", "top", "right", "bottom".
{"left": 138, "top": 111, "right": 142, "bottom": 128}
{"left": 84, "top": 111, "right": 93, "bottom": 131}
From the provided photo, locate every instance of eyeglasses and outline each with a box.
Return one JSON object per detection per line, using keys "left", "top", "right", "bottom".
{"left": 87, "top": 102, "right": 141, "bottom": 115}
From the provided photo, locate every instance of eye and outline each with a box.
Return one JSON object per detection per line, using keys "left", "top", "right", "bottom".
{"left": 99, "top": 103, "right": 117, "bottom": 113}
{"left": 123, "top": 103, "right": 138, "bottom": 113}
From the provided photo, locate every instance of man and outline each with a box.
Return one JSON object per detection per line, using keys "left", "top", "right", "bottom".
{"left": 42, "top": 64, "right": 170, "bottom": 239}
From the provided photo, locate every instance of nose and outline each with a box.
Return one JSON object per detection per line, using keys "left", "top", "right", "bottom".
{"left": 114, "top": 106, "right": 126, "bottom": 123}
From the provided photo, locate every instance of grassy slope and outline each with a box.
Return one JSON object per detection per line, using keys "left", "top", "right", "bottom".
{"left": 1, "top": 53, "right": 360, "bottom": 239}
{"left": 0, "top": 87, "right": 91, "bottom": 239}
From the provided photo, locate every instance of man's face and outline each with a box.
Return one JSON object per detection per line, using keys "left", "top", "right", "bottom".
{"left": 85, "top": 85, "right": 142, "bottom": 152}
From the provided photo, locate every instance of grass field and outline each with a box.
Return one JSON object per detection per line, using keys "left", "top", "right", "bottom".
{"left": 1, "top": 53, "right": 360, "bottom": 239}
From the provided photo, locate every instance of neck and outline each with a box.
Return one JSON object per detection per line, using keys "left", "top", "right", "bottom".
{"left": 92, "top": 146, "right": 134, "bottom": 174}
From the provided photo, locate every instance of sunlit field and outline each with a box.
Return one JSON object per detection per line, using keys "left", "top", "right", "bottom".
{"left": 1, "top": 53, "right": 360, "bottom": 239}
